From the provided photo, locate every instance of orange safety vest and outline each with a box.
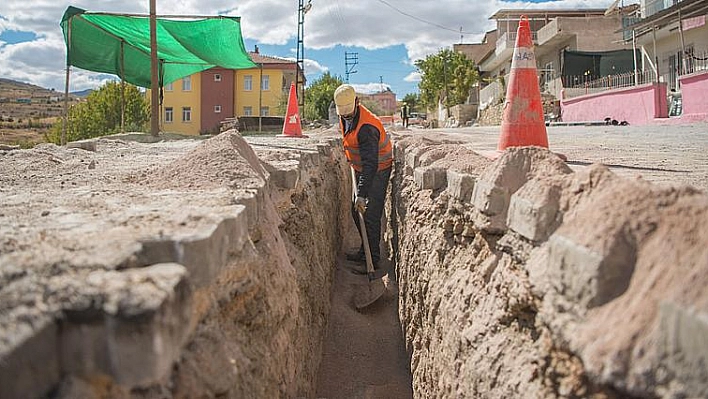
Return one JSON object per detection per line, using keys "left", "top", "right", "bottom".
{"left": 340, "top": 105, "right": 393, "bottom": 172}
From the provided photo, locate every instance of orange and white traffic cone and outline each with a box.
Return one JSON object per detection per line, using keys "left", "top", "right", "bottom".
{"left": 280, "top": 82, "right": 307, "bottom": 138}
{"left": 498, "top": 15, "right": 548, "bottom": 151}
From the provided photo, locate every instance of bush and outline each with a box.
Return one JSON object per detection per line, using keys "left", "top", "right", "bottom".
{"left": 47, "top": 81, "right": 149, "bottom": 144}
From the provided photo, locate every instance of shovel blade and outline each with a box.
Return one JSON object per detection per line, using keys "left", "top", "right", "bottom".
{"left": 354, "top": 278, "right": 386, "bottom": 310}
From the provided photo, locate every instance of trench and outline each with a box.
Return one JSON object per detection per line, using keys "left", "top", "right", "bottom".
{"left": 1, "top": 129, "right": 706, "bottom": 399}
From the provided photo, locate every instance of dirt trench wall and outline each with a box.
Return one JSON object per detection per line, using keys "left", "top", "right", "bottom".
{"left": 388, "top": 134, "right": 708, "bottom": 398}
{"left": 0, "top": 131, "right": 348, "bottom": 398}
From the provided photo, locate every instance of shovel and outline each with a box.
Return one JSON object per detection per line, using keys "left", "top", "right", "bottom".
{"left": 351, "top": 167, "right": 386, "bottom": 310}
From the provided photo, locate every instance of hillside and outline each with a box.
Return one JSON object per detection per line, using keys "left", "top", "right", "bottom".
{"left": 0, "top": 78, "right": 80, "bottom": 146}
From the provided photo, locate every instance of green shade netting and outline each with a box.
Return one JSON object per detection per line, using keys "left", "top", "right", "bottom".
{"left": 60, "top": 6, "right": 256, "bottom": 88}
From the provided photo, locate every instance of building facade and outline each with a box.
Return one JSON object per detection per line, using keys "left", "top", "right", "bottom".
{"left": 160, "top": 48, "right": 301, "bottom": 135}
{"left": 359, "top": 88, "right": 397, "bottom": 116}
{"left": 464, "top": 8, "right": 635, "bottom": 109}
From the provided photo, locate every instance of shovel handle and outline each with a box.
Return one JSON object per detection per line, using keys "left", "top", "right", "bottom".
{"left": 351, "top": 167, "right": 376, "bottom": 279}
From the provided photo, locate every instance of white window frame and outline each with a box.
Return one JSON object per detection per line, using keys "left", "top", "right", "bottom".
{"left": 182, "top": 76, "right": 192, "bottom": 91}
{"left": 261, "top": 75, "right": 270, "bottom": 91}
{"left": 164, "top": 82, "right": 173, "bottom": 91}
{"left": 243, "top": 106, "right": 252, "bottom": 116}
{"left": 214, "top": 73, "right": 222, "bottom": 82}
{"left": 214, "top": 105, "right": 222, "bottom": 113}
{"left": 182, "top": 107, "right": 192, "bottom": 122}
{"left": 260, "top": 106, "right": 269, "bottom": 116}
{"left": 165, "top": 107, "right": 173, "bottom": 123}
{"left": 244, "top": 75, "right": 253, "bottom": 91}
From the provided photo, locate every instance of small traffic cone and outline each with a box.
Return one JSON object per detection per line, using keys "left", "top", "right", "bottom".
{"left": 280, "top": 82, "right": 307, "bottom": 138}
{"left": 498, "top": 15, "right": 548, "bottom": 151}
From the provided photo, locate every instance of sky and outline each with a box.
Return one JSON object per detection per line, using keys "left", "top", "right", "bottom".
{"left": 0, "top": 0, "right": 614, "bottom": 99}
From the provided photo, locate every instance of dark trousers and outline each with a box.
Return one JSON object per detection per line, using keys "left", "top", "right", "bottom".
{"left": 352, "top": 167, "right": 391, "bottom": 264}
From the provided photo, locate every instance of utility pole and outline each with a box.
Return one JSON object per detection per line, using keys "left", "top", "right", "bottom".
{"left": 443, "top": 50, "right": 450, "bottom": 119}
{"left": 149, "top": 0, "right": 159, "bottom": 136}
{"left": 345, "top": 52, "right": 358, "bottom": 83}
{"left": 296, "top": 0, "right": 311, "bottom": 114}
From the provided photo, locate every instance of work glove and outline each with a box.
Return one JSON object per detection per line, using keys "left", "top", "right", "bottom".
{"left": 354, "top": 196, "right": 368, "bottom": 213}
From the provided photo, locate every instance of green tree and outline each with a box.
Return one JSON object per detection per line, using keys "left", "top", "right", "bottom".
{"left": 415, "top": 48, "right": 479, "bottom": 111}
{"left": 303, "top": 72, "right": 344, "bottom": 120}
{"left": 46, "top": 81, "right": 149, "bottom": 144}
{"left": 401, "top": 93, "right": 420, "bottom": 113}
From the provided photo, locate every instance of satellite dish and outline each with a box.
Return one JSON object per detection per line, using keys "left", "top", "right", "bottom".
{"left": 605, "top": 0, "right": 621, "bottom": 16}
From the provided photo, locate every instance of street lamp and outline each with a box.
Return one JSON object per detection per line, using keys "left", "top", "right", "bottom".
{"left": 296, "top": 0, "right": 312, "bottom": 115}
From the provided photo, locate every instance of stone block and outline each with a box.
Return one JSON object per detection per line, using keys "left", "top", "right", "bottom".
{"left": 447, "top": 170, "right": 476, "bottom": 203}
{"left": 234, "top": 189, "right": 261, "bottom": 232}
{"left": 61, "top": 263, "right": 193, "bottom": 388}
{"left": 67, "top": 140, "right": 97, "bottom": 152}
{"left": 405, "top": 151, "right": 419, "bottom": 176}
{"left": 471, "top": 179, "right": 509, "bottom": 216}
{"left": 267, "top": 160, "right": 300, "bottom": 189}
{"left": 414, "top": 166, "right": 447, "bottom": 190}
{"left": 659, "top": 301, "right": 708, "bottom": 398}
{"left": 177, "top": 210, "right": 248, "bottom": 288}
{"left": 103, "top": 264, "right": 192, "bottom": 387}
{"left": 548, "top": 233, "right": 636, "bottom": 309}
{"left": 0, "top": 316, "right": 60, "bottom": 399}
{"left": 507, "top": 182, "right": 561, "bottom": 242}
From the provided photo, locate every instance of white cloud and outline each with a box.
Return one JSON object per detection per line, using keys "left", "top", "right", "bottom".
{"left": 404, "top": 71, "right": 422, "bottom": 83}
{"left": 304, "top": 58, "right": 328, "bottom": 76}
{"left": 351, "top": 82, "right": 391, "bottom": 95}
{"left": 1, "top": 0, "right": 615, "bottom": 90}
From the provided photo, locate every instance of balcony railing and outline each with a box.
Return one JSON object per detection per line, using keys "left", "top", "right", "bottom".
{"left": 495, "top": 31, "right": 538, "bottom": 55}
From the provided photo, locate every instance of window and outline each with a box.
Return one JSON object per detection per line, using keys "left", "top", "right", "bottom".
{"left": 182, "top": 107, "right": 191, "bottom": 122}
{"left": 182, "top": 76, "right": 192, "bottom": 91}
{"left": 244, "top": 75, "right": 253, "bottom": 91}
{"left": 165, "top": 107, "right": 173, "bottom": 123}
{"left": 214, "top": 105, "right": 222, "bottom": 113}
{"left": 164, "top": 82, "right": 173, "bottom": 91}
{"left": 243, "top": 106, "right": 252, "bottom": 116}
{"left": 214, "top": 74, "right": 222, "bottom": 82}
{"left": 260, "top": 106, "right": 269, "bottom": 116}
{"left": 261, "top": 75, "right": 270, "bottom": 90}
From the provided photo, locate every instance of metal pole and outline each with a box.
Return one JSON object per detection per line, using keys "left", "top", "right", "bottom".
{"left": 653, "top": 26, "right": 659, "bottom": 82}
{"left": 632, "top": 30, "right": 638, "bottom": 86}
{"left": 62, "top": 17, "right": 72, "bottom": 146}
{"left": 149, "top": 0, "right": 160, "bottom": 136}
{"left": 677, "top": 5, "right": 686, "bottom": 81}
{"left": 120, "top": 40, "right": 126, "bottom": 133}
{"left": 296, "top": 0, "right": 301, "bottom": 113}
{"left": 258, "top": 63, "right": 263, "bottom": 132}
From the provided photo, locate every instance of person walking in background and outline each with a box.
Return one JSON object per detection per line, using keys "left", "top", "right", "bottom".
{"left": 333, "top": 84, "right": 393, "bottom": 276}
{"left": 401, "top": 102, "right": 410, "bottom": 128}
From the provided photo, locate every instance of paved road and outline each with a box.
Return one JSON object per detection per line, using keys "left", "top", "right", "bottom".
{"left": 408, "top": 123, "right": 708, "bottom": 192}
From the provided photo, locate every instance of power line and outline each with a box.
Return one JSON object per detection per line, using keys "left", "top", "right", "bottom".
{"left": 374, "top": 0, "right": 471, "bottom": 34}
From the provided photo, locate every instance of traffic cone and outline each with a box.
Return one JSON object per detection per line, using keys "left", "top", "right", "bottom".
{"left": 498, "top": 15, "right": 548, "bottom": 151}
{"left": 280, "top": 82, "right": 307, "bottom": 138}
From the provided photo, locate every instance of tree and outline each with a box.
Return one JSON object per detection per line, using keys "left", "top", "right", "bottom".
{"left": 303, "top": 72, "right": 343, "bottom": 120}
{"left": 414, "top": 48, "right": 479, "bottom": 112}
{"left": 46, "top": 81, "right": 149, "bottom": 144}
{"left": 401, "top": 93, "right": 420, "bottom": 113}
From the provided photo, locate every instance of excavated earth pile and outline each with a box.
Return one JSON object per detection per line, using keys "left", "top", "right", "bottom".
{"left": 0, "top": 131, "right": 349, "bottom": 398}
{"left": 388, "top": 133, "right": 708, "bottom": 398}
{"left": 2, "top": 126, "right": 707, "bottom": 399}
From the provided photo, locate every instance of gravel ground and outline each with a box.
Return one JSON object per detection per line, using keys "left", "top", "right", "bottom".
{"left": 411, "top": 123, "right": 708, "bottom": 192}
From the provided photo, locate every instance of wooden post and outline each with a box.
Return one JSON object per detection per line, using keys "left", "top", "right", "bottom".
{"left": 149, "top": 0, "right": 159, "bottom": 136}
{"left": 120, "top": 40, "right": 126, "bottom": 133}
{"left": 62, "top": 17, "right": 72, "bottom": 146}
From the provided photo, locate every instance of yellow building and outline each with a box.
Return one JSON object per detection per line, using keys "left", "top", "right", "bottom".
{"left": 158, "top": 49, "right": 301, "bottom": 135}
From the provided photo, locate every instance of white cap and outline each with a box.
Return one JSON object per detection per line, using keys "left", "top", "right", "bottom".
{"left": 333, "top": 84, "right": 356, "bottom": 115}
